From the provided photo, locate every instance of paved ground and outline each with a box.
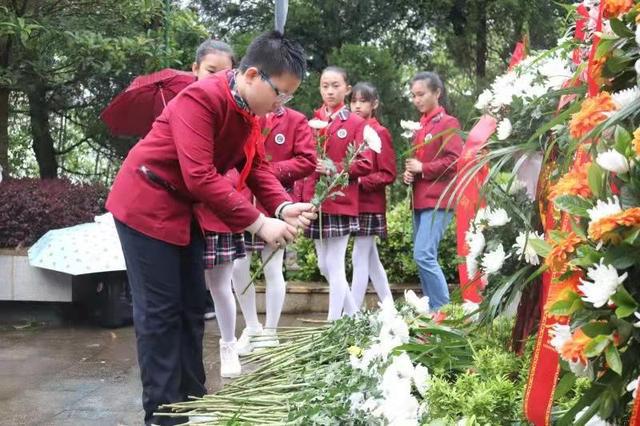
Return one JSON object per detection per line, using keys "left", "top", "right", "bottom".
{"left": 0, "top": 302, "right": 323, "bottom": 426}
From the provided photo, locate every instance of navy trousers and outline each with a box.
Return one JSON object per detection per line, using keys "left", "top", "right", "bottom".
{"left": 115, "top": 220, "right": 207, "bottom": 425}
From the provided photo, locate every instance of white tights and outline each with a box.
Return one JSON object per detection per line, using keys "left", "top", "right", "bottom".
{"left": 232, "top": 247, "right": 286, "bottom": 330}
{"left": 351, "top": 236, "right": 392, "bottom": 308}
{"left": 204, "top": 263, "right": 236, "bottom": 343}
{"left": 314, "top": 235, "right": 358, "bottom": 320}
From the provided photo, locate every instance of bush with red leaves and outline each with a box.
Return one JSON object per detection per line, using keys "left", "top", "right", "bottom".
{"left": 0, "top": 178, "right": 108, "bottom": 248}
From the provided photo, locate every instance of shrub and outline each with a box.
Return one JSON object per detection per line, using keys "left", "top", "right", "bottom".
{"left": 0, "top": 178, "right": 108, "bottom": 248}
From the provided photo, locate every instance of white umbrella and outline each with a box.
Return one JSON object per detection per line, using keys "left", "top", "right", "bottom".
{"left": 28, "top": 213, "right": 126, "bottom": 275}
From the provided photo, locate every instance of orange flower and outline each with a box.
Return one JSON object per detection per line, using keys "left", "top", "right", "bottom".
{"left": 588, "top": 207, "right": 640, "bottom": 242}
{"left": 603, "top": 0, "right": 634, "bottom": 18}
{"left": 560, "top": 328, "right": 593, "bottom": 364}
{"left": 545, "top": 232, "right": 584, "bottom": 274}
{"left": 587, "top": 56, "right": 607, "bottom": 91}
{"left": 569, "top": 92, "right": 617, "bottom": 140}
{"left": 545, "top": 273, "right": 582, "bottom": 315}
{"left": 633, "top": 128, "right": 640, "bottom": 157}
{"left": 548, "top": 161, "right": 592, "bottom": 201}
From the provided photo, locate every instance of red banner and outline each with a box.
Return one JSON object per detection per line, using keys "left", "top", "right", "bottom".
{"left": 455, "top": 115, "right": 496, "bottom": 302}
{"left": 524, "top": 149, "right": 591, "bottom": 425}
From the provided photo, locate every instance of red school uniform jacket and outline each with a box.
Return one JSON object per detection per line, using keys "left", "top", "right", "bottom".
{"left": 106, "top": 70, "right": 290, "bottom": 246}
{"left": 411, "top": 106, "right": 463, "bottom": 210}
{"left": 196, "top": 107, "right": 316, "bottom": 230}
{"left": 297, "top": 107, "right": 373, "bottom": 216}
{"left": 358, "top": 118, "right": 397, "bottom": 214}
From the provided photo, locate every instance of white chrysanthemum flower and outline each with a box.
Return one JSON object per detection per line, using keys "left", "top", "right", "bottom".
{"left": 462, "top": 300, "right": 480, "bottom": 322}
{"left": 596, "top": 149, "right": 630, "bottom": 174}
{"left": 481, "top": 244, "right": 508, "bottom": 274}
{"left": 587, "top": 196, "right": 622, "bottom": 223}
{"left": 634, "top": 311, "right": 640, "bottom": 328}
{"left": 375, "top": 298, "right": 400, "bottom": 325}
{"left": 404, "top": 289, "right": 430, "bottom": 315}
{"left": 400, "top": 120, "right": 422, "bottom": 132}
{"left": 627, "top": 378, "right": 639, "bottom": 398}
{"left": 612, "top": 87, "right": 640, "bottom": 109}
{"left": 487, "top": 208, "right": 511, "bottom": 227}
{"left": 401, "top": 129, "right": 415, "bottom": 139}
{"left": 472, "top": 207, "right": 490, "bottom": 228}
{"left": 308, "top": 118, "right": 329, "bottom": 129}
{"left": 363, "top": 124, "right": 382, "bottom": 153}
{"left": 496, "top": 118, "right": 513, "bottom": 140}
{"left": 538, "top": 56, "right": 573, "bottom": 90}
{"left": 381, "top": 391, "right": 420, "bottom": 426}
{"left": 549, "top": 323, "right": 572, "bottom": 353}
{"left": 466, "top": 256, "right": 479, "bottom": 279}
{"left": 474, "top": 89, "right": 493, "bottom": 111}
{"left": 379, "top": 316, "right": 410, "bottom": 353}
{"left": 513, "top": 230, "right": 544, "bottom": 265}
{"left": 569, "top": 361, "right": 592, "bottom": 378}
{"left": 349, "top": 392, "right": 365, "bottom": 413}
{"left": 362, "top": 397, "right": 384, "bottom": 416}
{"left": 500, "top": 177, "right": 527, "bottom": 195}
{"left": 412, "top": 364, "right": 430, "bottom": 397}
{"left": 578, "top": 260, "right": 628, "bottom": 308}
{"left": 465, "top": 229, "right": 485, "bottom": 259}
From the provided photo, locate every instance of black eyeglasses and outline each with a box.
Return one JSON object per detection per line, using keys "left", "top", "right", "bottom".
{"left": 258, "top": 70, "right": 294, "bottom": 105}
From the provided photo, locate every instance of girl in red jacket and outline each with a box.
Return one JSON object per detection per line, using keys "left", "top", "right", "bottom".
{"left": 304, "top": 66, "right": 373, "bottom": 320}
{"left": 403, "top": 71, "right": 463, "bottom": 311}
{"left": 231, "top": 106, "right": 316, "bottom": 355}
{"left": 349, "top": 82, "right": 396, "bottom": 308}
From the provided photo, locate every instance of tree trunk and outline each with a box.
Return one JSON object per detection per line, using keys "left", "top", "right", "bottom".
{"left": 0, "top": 88, "right": 9, "bottom": 180}
{"left": 475, "top": 0, "right": 488, "bottom": 78}
{"left": 26, "top": 83, "right": 58, "bottom": 179}
{"left": 0, "top": 35, "right": 11, "bottom": 179}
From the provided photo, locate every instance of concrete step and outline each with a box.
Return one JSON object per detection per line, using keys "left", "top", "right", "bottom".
{"left": 252, "top": 281, "right": 422, "bottom": 314}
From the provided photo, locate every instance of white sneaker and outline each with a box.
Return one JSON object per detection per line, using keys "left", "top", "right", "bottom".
{"left": 236, "top": 325, "right": 263, "bottom": 356}
{"left": 253, "top": 328, "right": 279, "bottom": 349}
{"left": 219, "top": 339, "right": 241, "bottom": 378}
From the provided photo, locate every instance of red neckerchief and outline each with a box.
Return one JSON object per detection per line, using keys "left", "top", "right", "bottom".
{"left": 223, "top": 82, "right": 262, "bottom": 191}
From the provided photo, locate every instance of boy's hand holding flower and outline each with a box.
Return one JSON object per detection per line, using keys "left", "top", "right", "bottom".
{"left": 405, "top": 158, "right": 423, "bottom": 174}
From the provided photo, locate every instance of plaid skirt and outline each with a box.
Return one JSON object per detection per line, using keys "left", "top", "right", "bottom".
{"left": 203, "top": 232, "right": 246, "bottom": 269}
{"left": 304, "top": 213, "right": 359, "bottom": 240}
{"left": 244, "top": 231, "right": 265, "bottom": 252}
{"left": 356, "top": 213, "right": 387, "bottom": 238}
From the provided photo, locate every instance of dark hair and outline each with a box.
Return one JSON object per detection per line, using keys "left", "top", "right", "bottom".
{"left": 195, "top": 39, "right": 236, "bottom": 67}
{"left": 239, "top": 30, "right": 306, "bottom": 80}
{"left": 321, "top": 66, "right": 349, "bottom": 85}
{"left": 351, "top": 82, "right": 379, "bottom": 116}
{"left": 411, "top": 71, "right": 448, "bottom": 109}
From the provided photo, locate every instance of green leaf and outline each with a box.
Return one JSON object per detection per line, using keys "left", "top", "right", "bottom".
{"left": 570, "top": 244, "right": 603, "bottom": 268}
{"left": 609, "top": 18, "right": 634, "bottom": 38}
{"left": 610, "top": 286, "right": 638, "bottom": 318}
{"left": 604, "top": 344, "right": 622, "bottom": 375}
{"left": 603, "top": 244, "right": 640, "bottom": 269}
{"left": 553, "top": 373, "right": 577, "bottom": 400}
{"left": 583, "top": 334, "right": 611, "bottom": 358}
{"left": 581, "top": 322, "right": 612, "bottom": 338}
{"left": 554, "top": 195, "right": 593, "bottom": 217}
{"left": 528, "top": 238, "right": 552, "bottom": 257}
{"left": 620, "top": 184, "right": 640, "bottom": 209}
{"left": 614, "top": 125, "right": 632, "bottom": 153}
{"left": 588, "top": 163, "right": 605, "bottom": 199}
{"left": 624, "top": 227, "right": 640, "bottom": 245}
{"left": 595, "top": 38, "right": 616, "bottom": 58}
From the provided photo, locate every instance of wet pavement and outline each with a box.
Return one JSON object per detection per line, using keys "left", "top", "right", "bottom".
{"left": 0, "top": 302, "right": 324, "bottom": 425}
